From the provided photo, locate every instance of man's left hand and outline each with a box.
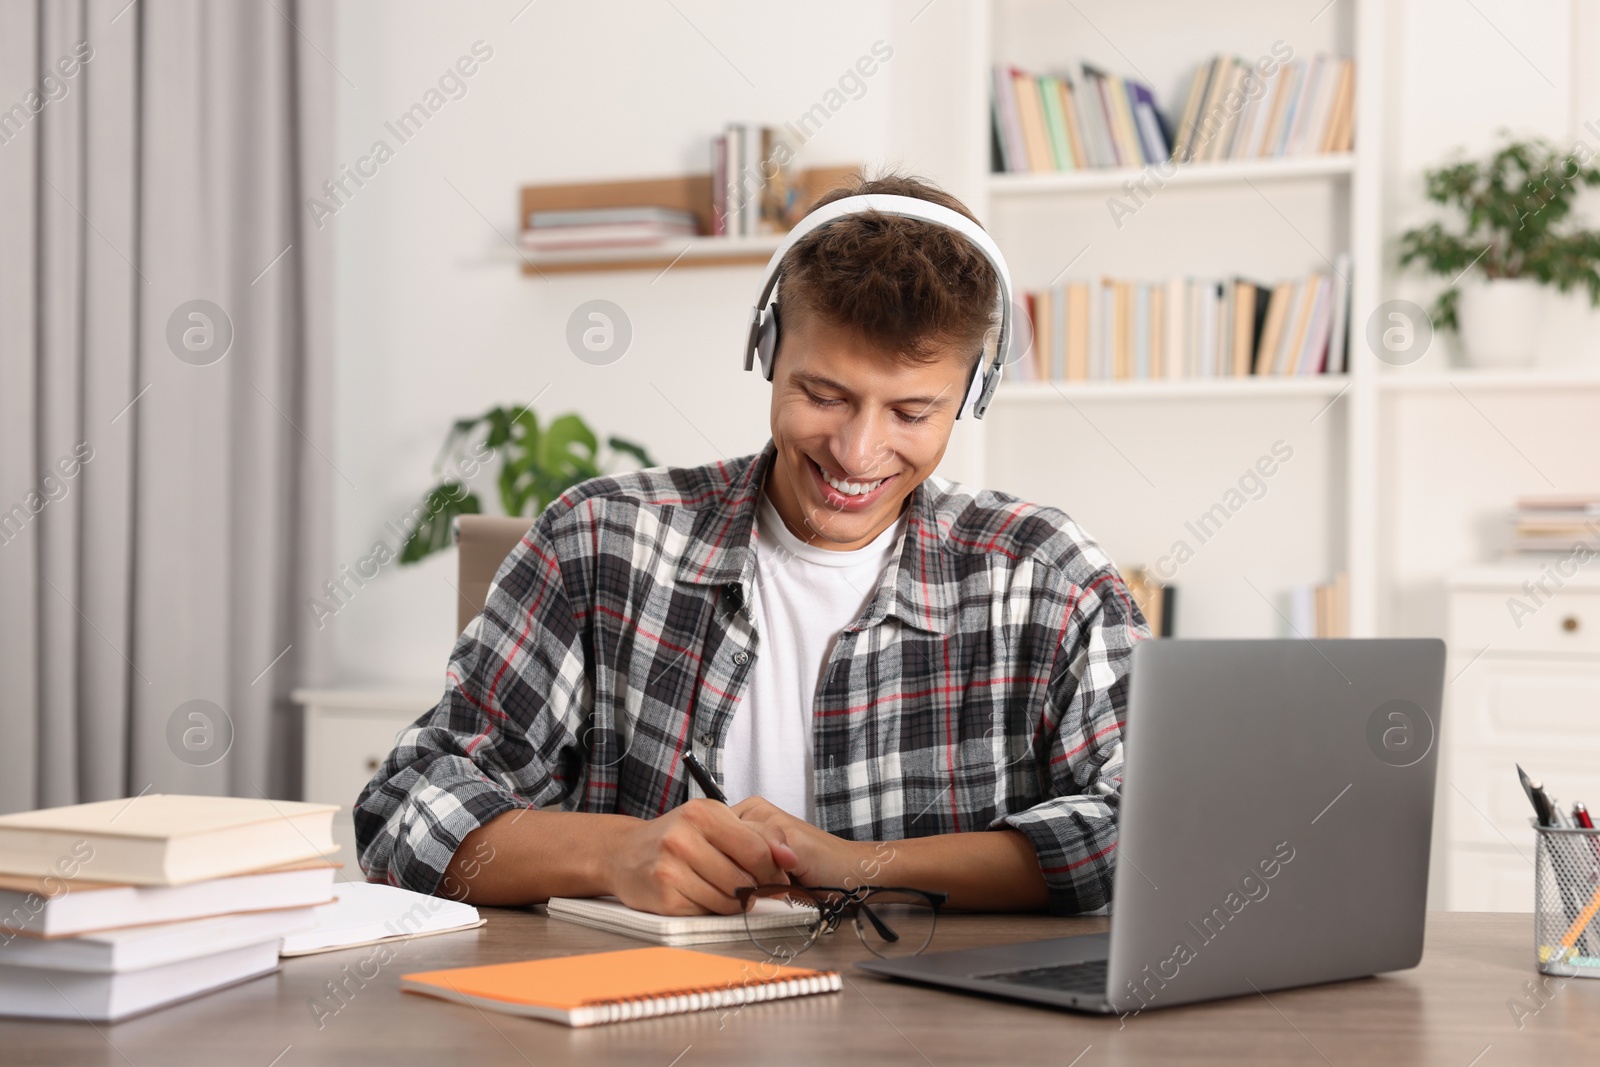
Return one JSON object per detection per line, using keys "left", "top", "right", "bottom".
{"left": 731, "top": 796, "right": 879, "bottom": 887}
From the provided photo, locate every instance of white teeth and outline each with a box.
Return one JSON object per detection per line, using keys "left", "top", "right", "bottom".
{"left": 819, "top": 465, "right": 886, "bottom": 496}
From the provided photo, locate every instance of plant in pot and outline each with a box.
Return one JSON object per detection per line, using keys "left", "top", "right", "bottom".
{"left": 398, "top": 404, "right": 657, "bottom": 564}
{"left": 1399, "top": 137, "right": 1600, "bottom": 367}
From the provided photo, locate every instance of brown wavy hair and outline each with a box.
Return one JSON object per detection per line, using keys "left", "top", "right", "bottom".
{"left": 775, "top": 171, "right": 999, "bottom": 370}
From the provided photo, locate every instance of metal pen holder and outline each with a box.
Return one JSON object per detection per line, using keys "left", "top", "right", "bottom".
{"left": 1534, "top": 823, "right": 1600, "bottom": 979}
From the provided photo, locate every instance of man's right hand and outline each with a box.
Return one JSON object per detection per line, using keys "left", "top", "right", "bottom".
{"left": 605, "top": 799, "right": 799, "bottom": 915}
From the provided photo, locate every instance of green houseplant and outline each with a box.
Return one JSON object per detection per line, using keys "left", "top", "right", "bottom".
{"left": 399, "top": 405, "right": 656, "bottom": 565}
{"left": 1399, "top": 137, "right": 1600, "bottom": 365}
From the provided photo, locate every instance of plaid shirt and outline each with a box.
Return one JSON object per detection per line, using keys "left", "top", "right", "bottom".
{"left": 354, "top": 439, "right": 1147, "bottom": 914}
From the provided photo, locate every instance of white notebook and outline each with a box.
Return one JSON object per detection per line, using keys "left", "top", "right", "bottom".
{"left": 545, "top": 895, "right": 814, "bottom": 946}
{"left": 279, "top": 881, "right": 484, "bottom": 956}
{"left": 0, "top": 907, "right": 317, "bottom": 973}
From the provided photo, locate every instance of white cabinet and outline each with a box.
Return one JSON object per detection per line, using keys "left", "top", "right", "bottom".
{"left": 293, "top": 686, "right": 442, "bottom": 876}
{"left": 1441, "top": 567, "right": 1600, "bottom": 910}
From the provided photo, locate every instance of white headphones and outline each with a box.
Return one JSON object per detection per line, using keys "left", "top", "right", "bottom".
{"left": 741, "top": 193, "right": 1015, "bottom": 420}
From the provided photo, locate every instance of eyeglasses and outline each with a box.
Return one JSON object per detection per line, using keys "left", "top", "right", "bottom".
{"left": 734, "top": 884, "right": 948, "bottom": 960}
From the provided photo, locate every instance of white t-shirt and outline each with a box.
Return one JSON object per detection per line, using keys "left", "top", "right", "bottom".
{"left": 720, "top": 490, "right": 905, "bottom": 822}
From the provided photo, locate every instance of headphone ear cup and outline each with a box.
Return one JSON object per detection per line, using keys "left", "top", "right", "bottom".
{"left": 756, "top": 303, "right": 781, "bottom": 381}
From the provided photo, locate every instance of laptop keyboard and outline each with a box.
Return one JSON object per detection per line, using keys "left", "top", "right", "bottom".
{"left": 976, "top": 959, "right": 1109, "bottom": 994}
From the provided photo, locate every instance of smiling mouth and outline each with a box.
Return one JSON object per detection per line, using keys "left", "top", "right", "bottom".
{"left": 806, "top": 454, "right": 897, "bottom": 510}
{"left": 815, "top": 459, "right": 889, "bottom": 495}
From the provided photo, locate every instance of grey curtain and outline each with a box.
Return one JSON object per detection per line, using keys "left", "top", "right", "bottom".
{"left": 0, "top": 0, "right": 334, "bottom": 810}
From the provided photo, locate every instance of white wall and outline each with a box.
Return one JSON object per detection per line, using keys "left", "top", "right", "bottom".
{"left": 325, "top": 0, "right": 913, "bottom": 683}
{"left": 323, "top": 0, "right": 1600, "bottom": 684}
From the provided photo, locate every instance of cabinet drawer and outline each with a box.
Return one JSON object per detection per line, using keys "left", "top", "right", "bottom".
{"left": 1444, "top": 846, "right": 1534, "bottom": 912}
{"left": 1446, "top": 659, "right": 1600, "bottom": 749}
{"left": 304, "top": 710, "right": 424, "bottom": 811}
{"left": 1450, "top": 589, "right": 1600, "bottom": 657}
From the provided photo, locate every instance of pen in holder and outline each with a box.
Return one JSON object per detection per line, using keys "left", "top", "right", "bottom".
{"left": 1534, "top": 822, "right": 1600, "bottom": 979}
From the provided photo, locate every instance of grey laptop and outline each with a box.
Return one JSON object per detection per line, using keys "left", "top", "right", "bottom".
{"left": 857, "top": 638, "right": 1446, "bottom": 1014}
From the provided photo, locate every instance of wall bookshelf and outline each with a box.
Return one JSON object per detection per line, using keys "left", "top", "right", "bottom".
{"left": 515, "top": 166, "right": 858, "bottom": 275}
{"left": 888, "top": 0, "right": 1382, "bottom": 642}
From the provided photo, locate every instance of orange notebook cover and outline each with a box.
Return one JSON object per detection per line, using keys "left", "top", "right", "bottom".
{"left": 400, "top": 946, "right": 841, "bottom": 1027}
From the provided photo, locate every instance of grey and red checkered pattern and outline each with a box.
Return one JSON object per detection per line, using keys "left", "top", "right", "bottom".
{"left": 354, "top": 439, "right": 1147, "bottom": 914}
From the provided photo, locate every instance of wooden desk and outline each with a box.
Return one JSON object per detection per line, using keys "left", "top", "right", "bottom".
{"left": 6, "top": 909, "right": 1596, "bottom": 1065}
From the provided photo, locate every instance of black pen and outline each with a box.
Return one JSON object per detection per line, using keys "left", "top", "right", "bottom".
{"left": 682, "top": 751, "right": 728, "bottom": 803}
{"left": 1517, "top": 763, "right": 1555, "bottom": 826}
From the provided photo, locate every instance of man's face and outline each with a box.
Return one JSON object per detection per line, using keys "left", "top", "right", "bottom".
{"left": 765, "top": 310, "right": 974, "bottom": 551}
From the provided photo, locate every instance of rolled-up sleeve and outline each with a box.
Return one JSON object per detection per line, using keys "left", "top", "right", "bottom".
{"left": 352, "top": 511, "right": 590, "bottom": 893}
{"left": 995, "top": 571, "right": 1146, "bottom": 915}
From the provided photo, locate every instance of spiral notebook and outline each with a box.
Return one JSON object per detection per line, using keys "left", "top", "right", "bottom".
{"left": 401, "top": 946, "right": 840, "bottom": 1027}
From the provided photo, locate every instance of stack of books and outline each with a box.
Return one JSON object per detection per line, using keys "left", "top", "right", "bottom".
{"left": 1287, "top": 573, "right": 1349, "bottom": 638}
{"left": 1512, "top": 495, "right": 1600, "bottom": 554}
{"left": 1173, "top": 54, "right": 1355, "bottom": 164}
{"left": 992, "top": 64, "right": 1170, "bottom": 172}
{"left": 1013, "top": 260, "right": 1351, "bottom": 382}
{"left": 992, "top": 54, "right": 1355, "bottom": 173}
{"left": 518, "top": 206, "right": 699, "bottom": 254}
{"left": 0, "top": 795, "right": 339, "bottom": 1022}
{"left": 711, "top": 123, "right": 796, "bottom": 237}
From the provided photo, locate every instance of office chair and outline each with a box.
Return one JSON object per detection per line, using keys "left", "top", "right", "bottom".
{"left": 452, "top": 515, "right": 537, "bottom": 634}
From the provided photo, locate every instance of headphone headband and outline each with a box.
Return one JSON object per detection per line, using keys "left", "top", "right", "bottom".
{"left": 742, "top": 193, "right": 1014, "bottom": 420}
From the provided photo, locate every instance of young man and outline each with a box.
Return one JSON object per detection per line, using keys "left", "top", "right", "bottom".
{"left": 354, "top": 174, "right": 1147, "bottom": 917}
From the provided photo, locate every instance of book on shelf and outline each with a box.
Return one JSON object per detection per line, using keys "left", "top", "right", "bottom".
{"left": 994, "top": 63, "right": 1170, "bottom": 172}
{"left": 520, "top": 206, "right": 700, "bottom": 253}
{"left": 1010, "top": 256, "right": 1350, "bottom": 384}
{"left": 1516, "top": 494, "right": 1600, "bottom": 513}
{"left": 1177, "top": 53, "right": 1354, "bottom": 162}
{"left": 1510, "top": 493, "right": 1600, "bottom": 553}
{"left": 1124, "top": 567, "right": 1176, "bottom": 637}
{"left": 526, "top": 206, "right": 696, "bottom": 229}
{"left": 711, "top": 122, "right": 797, "bottom": 237}
{"left": 1286, "top": 572, "right": 1349, "bottom": 638}
{"left": 995, "top": 53, "right": 1354, "bottom": 174}
{"left": 711, "top": 133, "right": 729, "bottom": 235}
{"left": 519, "top": 221, "right": 698, "bottom": 252}
{"left": 744, "top": 125, "right": 762, "bottom": 236}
